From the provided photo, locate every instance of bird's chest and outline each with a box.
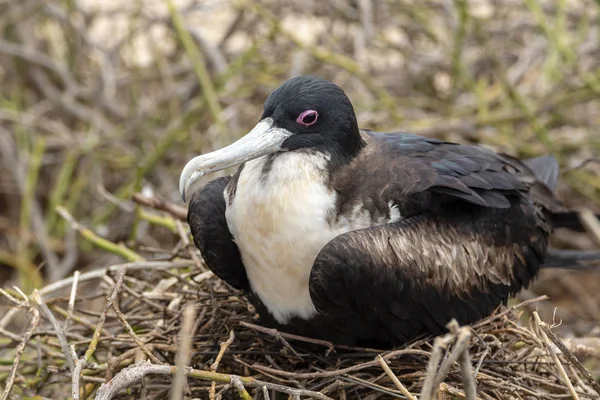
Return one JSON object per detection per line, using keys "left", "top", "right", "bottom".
{"left": 224, "top": 153, "right": 340, "bottom": 324}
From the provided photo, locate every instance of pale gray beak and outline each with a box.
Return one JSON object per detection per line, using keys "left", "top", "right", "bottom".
{"left": 179, "top": 118, "right": 291, "bottom": 202}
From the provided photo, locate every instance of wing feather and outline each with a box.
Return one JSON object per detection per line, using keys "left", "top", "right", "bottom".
{"left": 187, "top": 177, "right": 249, "bottom": 290}
{"left": 335, "top": 131, "right": 555, "bottom": 214}
{"left": 309, "top": 195, "right": 549, "bottom": 346}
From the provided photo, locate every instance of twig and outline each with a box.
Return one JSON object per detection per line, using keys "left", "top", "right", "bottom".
{"left": 0, "top": 295, "right": 40, "bottom": 400}
{"left": 132, "top": 193, "right": 187, "bottom": 221}
{"left": 439, "top": 382, "right": 472, "bottom": 399}
{"left": 72, "top": 345, "right": 97, "bottom": 400}
{"left": 262, "top": 328, "right": 301, "bottom": 359}
{"left": 433, "top": 323, "right": 473, "bottom": 389}
{"left": 420, "top": 336, "right": 450, "bottom": 400}
{"left": 533, "top": 312, "right": 580, "bottom": 400}
{"left": 64, "top": 270, "right": 80, "bottom": 331}
{"left": 210, "top": 329, "right": 235, "bottom": 400}
{"left": 568, "top": 365, "right": 597, "bottom": 398}
{"left": 231, "top": 376, "right": 252, "bottom": 400}
{"left": 32, "top": 290, "right": 75, "bottom": 372}
{"left": 472, "top": 295, "right": 549, "bottom": 329}
{"left": 473, "top": 347, "right": 489, "bottom": 378}
{"left": 539, "top": 320, "right": 600, "bottom": 396}
{"left": 0, "top": 37, "right": 75, "bottom": 91}
{"left": 252, "top": 349, "right": 431, "bottom": 379}
{"left": 458, "top": 334, "right": 477, "bottom": 400}
{"left": 50, "top": 304, "right": 110, "bottom": 334}
{"left": 446, "top": 320, "right": 477, "bottom": 400}
{"left": 262, "top": 386, "right": 271, "bottom": 400}
{"left": 376, "top": 355, "right": 417, "bottom": 400}
{"left": 72, "top": 351, "right": 85, "bottom": 400}
{"left": 0, "top": 288, "right": 23, "bottom": 308}
{"left": 94, "top": 361, "right": 333, "bottom": 400}
{"left": 240, "top": 321, "right": 380, "bottom": 353}
{"left": 0, "top": 326, "right": 22, "bottom": 342}
{"left": 39, "top": 260, "right": 193, "bottom": 297}
{"left": 171, "top": 303, "right": 196, "bottom": 400}
{"left": 84, "top": 265, "right": 128, "bottom": 362}
{"left": 211, "top": 329, "right": 236, "bottom": 371}
{"left": 56, "top": 206, "right": 143, "bottom": 262}
{"left": 562, "top": 158, "right": 600, "bottom": 173}
{"left": 111, "top": 303, "right": 162, "bottom": 364}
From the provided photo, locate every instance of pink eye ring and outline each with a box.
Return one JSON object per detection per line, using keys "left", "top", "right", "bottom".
{"left": 296, "top": 110, "right": 318, "bottom": 126}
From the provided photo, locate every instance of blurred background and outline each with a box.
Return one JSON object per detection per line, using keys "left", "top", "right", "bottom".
{"left": 0, "top": 0, "right": 599, "bottom": 339}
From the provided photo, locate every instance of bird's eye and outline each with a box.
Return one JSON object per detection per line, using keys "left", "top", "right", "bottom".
{"left": 296, "top": 110, "right": 318, "bottom": 127}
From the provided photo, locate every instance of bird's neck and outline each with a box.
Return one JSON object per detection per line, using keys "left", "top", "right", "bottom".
{"left": 345, "top": 125, "right": 367, "bottom": 158}
{"left": 325, "top": 125, "right": 366, "bottom": 174}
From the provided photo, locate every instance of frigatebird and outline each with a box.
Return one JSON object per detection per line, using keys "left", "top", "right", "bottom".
{"left": 179, "top": 76, "right": 598, "bottom": 347}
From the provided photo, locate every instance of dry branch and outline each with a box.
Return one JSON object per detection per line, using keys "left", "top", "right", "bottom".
{"left": 376, "top": 355, "right": 416, "bottom": 400}
{"left": 171, "top": 302, "right": 196, "bottom": 400}
{"left": 209, "top": 329, "right": 235, "bottom": 399}
{"left": 132, "top": 193, "right": 188, "bottom": 221}
{"left": 84, "top": 265, "right": 128, "bottom": 362}
{"left": 0, "top": 290, "right": 40, "bottom": 400}
{"left": 95, "top": 361, "right": 333, "bottom": 400}
{"left": 533, "top": 311, "right": 580, "bottom": 400}
{"left": 538, "top": 316, "right": 600, "bottom": 397}
{"left": 33, "top": 289, "right": 74, "bottom": 372}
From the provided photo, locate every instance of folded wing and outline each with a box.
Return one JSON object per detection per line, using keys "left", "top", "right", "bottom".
{"left": 313, "top": 132, "right": 556, "bottom": 346}
{"left": 309, "top": 195, "right": 549, "bottom": 346}
{"left": 187, "top": 176, "right": 249, "bottom": 290}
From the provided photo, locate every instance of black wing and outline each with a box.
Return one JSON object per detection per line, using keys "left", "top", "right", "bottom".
{"left": 333, "top": 131, "right": 558, "bottom": 217}
{"left": 309, "top": 195, "right": 549, "bottom": 347}
{"left": 311, "top": 131, "right": 556, "bottom": 346}
{"left": 187, "top": 176, "right": 249, "bottom": 290}
{"left": 358, "top": 131, "right": 578, "bottom": 232}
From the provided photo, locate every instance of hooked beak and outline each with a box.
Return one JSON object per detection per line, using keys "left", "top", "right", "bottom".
{"left": 179, "top": 117, "right": 292, "bottom": 202}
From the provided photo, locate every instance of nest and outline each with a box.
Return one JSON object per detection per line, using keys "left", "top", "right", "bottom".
{"left": 2, "top": 198, "right": 600, "bottom": 400}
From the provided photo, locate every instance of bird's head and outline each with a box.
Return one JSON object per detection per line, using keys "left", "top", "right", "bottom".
{"left": 179, "top": 76, "right": 363, "bottom": 202}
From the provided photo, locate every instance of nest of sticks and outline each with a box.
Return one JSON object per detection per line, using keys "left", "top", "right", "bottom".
{"left": 0, "top": 196, "right": 599, "bottom": 400}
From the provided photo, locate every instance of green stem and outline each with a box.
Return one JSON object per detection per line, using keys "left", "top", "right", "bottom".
{"left": 164, "top": 0, "right": 224, "bottom": 132}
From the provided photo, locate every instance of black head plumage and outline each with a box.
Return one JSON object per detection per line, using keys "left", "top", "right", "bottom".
{"left": 262, "top": 76, "right": 365, "bottom": 159}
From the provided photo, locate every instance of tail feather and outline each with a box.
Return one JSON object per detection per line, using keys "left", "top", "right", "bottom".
{"left": 524, "top": 154, "right": 559, "bottom": 191}
{"left": 541, "top": 248, "right": 600, "bottom": 271}
{"left": 521, "top": 154, "right": 600, "bottom": 232}
{"left": 522, "top": 155, "right": 600, "bottom": 270}
{"left": 550, "top": 210, "right": 600, "bottom": 232}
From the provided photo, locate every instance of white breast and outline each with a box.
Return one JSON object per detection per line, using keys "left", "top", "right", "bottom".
{"left": 225, "top": 152, "right": 400, "bottom": 324}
